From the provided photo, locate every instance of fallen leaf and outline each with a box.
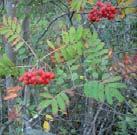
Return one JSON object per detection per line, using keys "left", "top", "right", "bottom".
{"left": 6, "top": 86, "right": 22, "bottom": 94}
{"left": 43, "top": 121, "right": 50, "bottom": 132}
{"left": 8, "top": 107, "right": 18, "bottom": 121}
{"left": 4, "top": 93, "right": 18, "bottom": 100}
{"left": 4, "top": 86, "right": 22, "bottom": 100}
{"left": 108, "top": 48, "right": 113, "bottom": 59}
{"left": 123, "top": 53, "right": 132, "bottom": 65}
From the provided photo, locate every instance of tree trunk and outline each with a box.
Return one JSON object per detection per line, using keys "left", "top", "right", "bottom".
{"left": 22, "top": 1, "right": 32, "bottom": 134}
{"left": 83, "top": 99, "right": 95, "bottom": 135}
{"left": 5, "top": 0, "right": 16, "bottom": 134}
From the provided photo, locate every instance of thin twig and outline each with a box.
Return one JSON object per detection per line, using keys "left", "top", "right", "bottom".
{"left": 21, "top": 38, "right": 39, "bottom": 61}
{"left": 36, "top": 12, "right": 70, "bottom": 44}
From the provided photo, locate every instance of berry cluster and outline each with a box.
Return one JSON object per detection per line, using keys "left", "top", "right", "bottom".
{"left": 19, "top": 69, "right": 55, "bottom": 85}
{"left": 88, "top": 1, "right": 117, "bottom": 22}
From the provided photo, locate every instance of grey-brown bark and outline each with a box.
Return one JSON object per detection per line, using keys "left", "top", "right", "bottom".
{"left": 5, "top": 0, "right": 16, "bottom": 134}
{"left": 22, "top": 1, "right": 31, "bottom": 134}
{"left": 83, "top": 99, "right": 95, "bottom": 135}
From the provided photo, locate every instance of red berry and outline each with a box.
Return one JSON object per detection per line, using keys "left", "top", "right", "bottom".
{"left": 31, "top": 72, "right": 36, "bottom": 76}
{"left": 26, "top": 72, "right": 32, "bottom": 77}
{"left": 88, "top": 1, "right": 117, "bottom": 22}
{"left": 18, "top": 69, "right": 55, "bottom": 86}
{"left": 45, "top": 72, "right": 51, "bottom": 78}
{"left": 44, "top": 79, "right": 49, "bottom": 84}
{"left": 96, "top": 1, "right": 104, "bottom": 7}
{"left": 49, "top": 73, "right": 55, "bottom": 79}
{"left": 31, "top": 76, "right": 36, "bottom": 82}
{"left": 37, "top": 77, "right": 42, "bottom": 83}
{"left": 38, "top": 69, "right": 45, "bottom": 75}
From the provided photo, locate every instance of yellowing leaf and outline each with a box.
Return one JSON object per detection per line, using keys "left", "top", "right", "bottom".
{"left": 3, "top": 93, "right": 18, "bottom": 100}
{"left": 108, "top": 48, "right": 113, "bottom": 59}
{"left": 12, "top": 37, "right": 21, "bottom": 46}
{"left": 80, "top": 75, "right": 84, "bottom": 80}
{"left": 43, "top": 121, "right": 50, "bottom": 132}
{"left": 0, "top": 16, "right": 23, "bottom": 48}
{"left": 47, "top": 40, "right": 55, "bottom": 49}
{"left": 118, "top": 0, "right": 137, "bottom": 18}
{"left": 87, "top": 0, "right": 94, "bottom": 4}
{"left": 45, "top": 114, "right": 54, "bottom": 121}
{"left": 3, "top": 86, "right": 22, "bottom": 101}
{"left": 119, "top": 12, "right": 126, "bottom": 19}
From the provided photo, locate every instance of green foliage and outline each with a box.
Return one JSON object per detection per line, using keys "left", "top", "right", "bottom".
{"left": 0, "top": 0, "right": 133, "bottom": 134}
{"left": 0, "top": 54, "right": 19, "bottom": 77}
{"left": 70, "top": 0, "right": 96, "bottom": 11}
{"left": 70, "top": 0, "right": 85, "bottom": 11}
{"left": 39, "top": 91, "right": 69, "bottom": 115}
{"left": 48, "top": 29, "right": 127, "bottom": 105}
{"left": 84, "top": 31, "right": 109, "bottom": 72}
{"left": 115, "top": 114, "right": 137, "bottom": 135}
{"left": 84, "top": 75, "right": 126, "bottom": 104}
{"left": 83, "top": 31, "right": 126, "bottom": 104}
{"left": 0, "top": 16, "right": 24, "bottom": 50}
{"left": 47, "top": 26, "right": 86, "bottom": 63}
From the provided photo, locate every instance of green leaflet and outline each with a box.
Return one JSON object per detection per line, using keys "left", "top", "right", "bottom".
{"left": 60, "top": 48, "right": 67, "bottom": 60}
{"left": 105, "top": 86, "right": 113, "bottom": 105}
{"left": 14, "top": 42, "right": 24, "bottom": 51}
{"left": 51, "top": 99, "right": 58, "bottom": 115}
{"left": 82, "top": 31, "right": 127, "bottom": 104}
{"left": 40, "top": 92, "right": 53, "bottom": 99}
{"left": 62, "top": 27, "right": 85, "bottom": 57}
{"left": 57, "top": 94, "right": 66, "bottom": 112}
{"left": 105, "top": 82, "right": 125, "bottom": 104}
{"left": 98, "top": 83, "right": 105, "bottom": 102}
{"left": 84, "top": 81, "right": 99, "bottom": 99}
{"left": 103, "top": 76, "right": 122, "bottom": 83}
{"left": 39, "top": 91, "right": 70, "bottom": 115}
{"left": 106, "top": 83, "right": 127, "bottom": 89}
{"left": 71, "top": 0, "right": 83, "bottom": 11}
{"left": 54, "top": 52, "right": 60, "bottom": 63}
{"left": 76, "top": 26, "right": 83, "bottom": 40}
{"left": 0, "top": 28, "right": 11, "bottom": 35}
{"left": 60, "top": 92, "right": 69, "bottom": 105}
{"left": 50, "top": 26, "right": 87, "bottom": 63}
{"left": 76, "top": 42, "right": 83, "bottom": 55}
{"left": 0, "top": 16, "right": 23, "bottom": 49}
{"left": 85, "top": 33, "right": 109, "bottom": 68}
{"left": 84, "top": 75, "right": 126, "bottom": 104}
{"left": 3, "top": 16, "right": 8, "bottom": 25}
{"left": 0, "top": 54, "right": 19, "bottom": 77}
{"left": 8, "top": 34, "right": 19, "bottom": 42}
{"left": 69, "top": 27, "right": 76, "bottom": 41}
{"left": 109, "top": 88, "right": 124, "bottom": 102}
{"left": 39, "top": 100, "right": 52, "bottom": 110}
{"left": 66, "top": 47, "right": 74, "bottom": 59}
{"left": 47, "top": 40, "right": 55, "bottom": 49}
{"left": 62, "top": 31, "right": 69, "bottom": 44}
